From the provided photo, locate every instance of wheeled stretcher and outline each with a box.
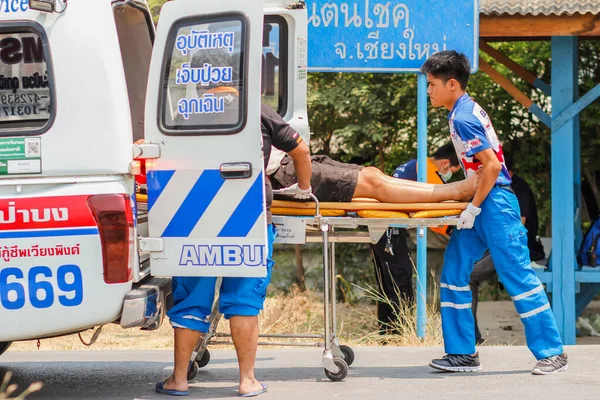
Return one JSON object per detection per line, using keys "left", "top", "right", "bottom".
{"left": 184, "top": 193, "right": 465, "bottom": 382}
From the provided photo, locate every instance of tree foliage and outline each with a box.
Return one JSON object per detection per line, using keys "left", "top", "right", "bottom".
{"left": 308, "top": 73, "right": 418, "bottom": 171}
{"left": 147, "top": 0, "right": 167, "bottom": 23}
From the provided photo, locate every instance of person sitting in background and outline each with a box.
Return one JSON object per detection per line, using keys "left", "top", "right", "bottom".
{"left": 370, "top": 143, "right": 461, "bottom": 334}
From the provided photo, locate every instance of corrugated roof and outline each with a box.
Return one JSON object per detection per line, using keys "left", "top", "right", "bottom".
{"left": 480, "top": 0, "right": 600, "bottom": 16}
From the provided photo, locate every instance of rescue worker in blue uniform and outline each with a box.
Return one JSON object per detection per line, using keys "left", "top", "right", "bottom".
{"left": 421, "top": 51, "right": 567, "bottom": 375}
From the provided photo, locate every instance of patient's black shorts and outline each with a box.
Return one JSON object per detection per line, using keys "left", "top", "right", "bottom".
{"left": 271, "top": 155, "right": 363, "bottom": 202}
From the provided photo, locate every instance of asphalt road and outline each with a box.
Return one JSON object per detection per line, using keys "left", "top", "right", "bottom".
{"left": 1, "top": 346, "right": 599, "bottom": 399}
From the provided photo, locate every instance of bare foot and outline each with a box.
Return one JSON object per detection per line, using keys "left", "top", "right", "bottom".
{"left": 239, "top": 378, "right": 266, "bottom": 396}
{"left": 161, "top": 374, "right": 188, "bottom": 393}
{"left": 459, "top": 173, "right": 478, "bottom": 201}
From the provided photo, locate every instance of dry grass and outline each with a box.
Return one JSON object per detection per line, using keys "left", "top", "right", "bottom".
{"left": 349, "top": 254, "right": 444, "bottom": 347}
{"left": 201, "top": 286, "right": 383, "bottom": 347}
{"left": 0, "top": 372, "right": 42, "bottom": 399}
{"left": 351, "top": 283, "right": 443, "bottom": 347}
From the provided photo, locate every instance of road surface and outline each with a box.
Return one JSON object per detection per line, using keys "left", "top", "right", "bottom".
{"left": 1, "top": 346, "right": 598, "bottom": 399}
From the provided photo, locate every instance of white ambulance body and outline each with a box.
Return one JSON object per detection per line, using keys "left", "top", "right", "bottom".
{"left": 0, "top": 0, "right": 307, "bottom": 354}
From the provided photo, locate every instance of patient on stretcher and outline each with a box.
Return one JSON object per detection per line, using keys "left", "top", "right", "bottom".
{"left": 268, "top": 149, "right": 477, "bottom": 204}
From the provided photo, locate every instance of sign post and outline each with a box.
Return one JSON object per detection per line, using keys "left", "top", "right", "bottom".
{"left": 416, "top": 74, "right": 428, "bottom": 339}
{"left": 307, "top": 0, "right": 479, "bottom": 339}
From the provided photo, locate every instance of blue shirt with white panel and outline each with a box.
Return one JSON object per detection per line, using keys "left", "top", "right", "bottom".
{"left": 448, "top": 93, "right": 511, "bottom": 186}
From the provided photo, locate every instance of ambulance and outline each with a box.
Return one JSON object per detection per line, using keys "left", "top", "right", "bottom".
{"left": 0, "top": 0, "right": 308, "bottom": 355}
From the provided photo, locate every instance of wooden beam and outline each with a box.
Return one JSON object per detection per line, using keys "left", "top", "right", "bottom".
{"left": 479, "top": 57, "right": 551, "bottom": 127}
{"left": 479, "top": 57, "right": 532, "bottom": 108}
{"left": 481, "top": 14, "right": 600, "bottom": 38}
{"left": 480, "top": 41, "right": 537, "bottom": 83}
{"left": 480, "top": 41, "right": 551, "bottom": 94}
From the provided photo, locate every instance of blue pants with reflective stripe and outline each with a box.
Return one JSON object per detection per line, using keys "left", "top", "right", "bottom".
{"left": 441, "top": 187, "right": 563, "bottom": 360}
{"left": 167, "top": 224, "right": 276, "bottom": 333}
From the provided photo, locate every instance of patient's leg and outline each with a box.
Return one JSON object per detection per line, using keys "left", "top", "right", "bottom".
{"left": 353, "top": 168, "right": 477, "bottom": 202}
{"left": 363, "top": 167, "right": 434, "bottom": 189}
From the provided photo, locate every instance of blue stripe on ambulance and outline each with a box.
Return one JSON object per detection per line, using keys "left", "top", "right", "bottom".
{"left": 161, "top": 170, "right": 225, "bottom": 237}
{"left": 218, "top": 172, "right": 264, "bottom": 238}
{"left": 149, "top": 169, "right": 264, "bottom": 238}
{"left": 147, "top": 169, "right": 175, "bottom": 212}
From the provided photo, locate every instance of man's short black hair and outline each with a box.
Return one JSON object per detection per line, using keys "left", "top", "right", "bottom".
{"left": 421, "top": 51, "right": 471, "bottom": 90}
{"left": 431, "top": 142, "right": 459, "bottom": 167}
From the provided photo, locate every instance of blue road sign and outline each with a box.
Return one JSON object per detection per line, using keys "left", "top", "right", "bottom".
{"left": 307, "top": 0, "right": 479, "bottom": 73}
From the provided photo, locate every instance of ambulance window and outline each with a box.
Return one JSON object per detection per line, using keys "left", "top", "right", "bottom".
{"left": 160, "top": 16, "right": 246, "bottom": 135}
{"left": 262, "top": 16, "right": 288, "bottom": 117}
{"left": 0, "top": 23, "right": 54, "bottom": 136}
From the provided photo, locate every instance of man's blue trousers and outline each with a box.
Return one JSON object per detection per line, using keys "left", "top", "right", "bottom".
{"left": 441, "top": 186, "right": 563, "bottom": 360}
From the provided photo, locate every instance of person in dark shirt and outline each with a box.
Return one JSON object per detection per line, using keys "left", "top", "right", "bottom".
{"left": 158, "top": 49, "right": 312, "bottom": 398}
{"left": 370, "top": 143, "right": 461, "bottom": 334}
{"left": 261, "top": 104, "right": 313, "bottom": 222}
{"left": 470, "top": 152, "right": 546, "bottom": 344}
{"left": 510, "top": 170, "right": 545, "bottom": 261}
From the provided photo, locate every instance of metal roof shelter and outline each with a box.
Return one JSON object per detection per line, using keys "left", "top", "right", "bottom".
{"left": 480, "top": 0, "right": 600, "bottom": 16}
{"left": 476, "top": 0, "right": 600, "bottom": 345}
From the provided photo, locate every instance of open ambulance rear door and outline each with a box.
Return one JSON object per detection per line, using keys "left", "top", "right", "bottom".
{"left": 141, "top": 0, "right": 267, "bottom": 278}
{"left": 263, "top": 1, "right": 309, "bottom": 142}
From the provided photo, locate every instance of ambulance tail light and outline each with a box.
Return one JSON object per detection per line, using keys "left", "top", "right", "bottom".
{"left": 87, "top": 194, "right": 134, "bottom": 284}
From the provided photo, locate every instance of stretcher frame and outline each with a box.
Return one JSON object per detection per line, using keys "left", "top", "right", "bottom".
{"left": 187, "top": 193, "right": 460, "bottom": 381}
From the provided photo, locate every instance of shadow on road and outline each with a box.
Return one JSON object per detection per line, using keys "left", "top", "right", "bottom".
{"left": 0, "top": 360, "right": 532, "bottom": 400}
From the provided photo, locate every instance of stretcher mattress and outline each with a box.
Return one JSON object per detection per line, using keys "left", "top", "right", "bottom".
{"left": 271, "top": 208, "right": 346, "bottom": 217}
{"left": 272, "top": 199, "right": 465, "bottom": 218}
{"left": 136, "top": 194, "right": 463, "bottom": 218}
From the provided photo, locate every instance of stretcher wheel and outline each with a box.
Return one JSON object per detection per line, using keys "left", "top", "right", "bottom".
{"left": 196, "top": 350, "right": 211, "bottom": 368}
{"left": 324, "top": 358, "right": 348, "bottom": 382}
{"left": 187, "top": 361, "right": 199, "bottom": 381}
{"left": 340, "top": 345, "right": 355, "bottom": 366}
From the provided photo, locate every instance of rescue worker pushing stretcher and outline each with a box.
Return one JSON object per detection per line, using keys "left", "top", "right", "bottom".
{"left": 421, "top": 51, "right": 567, "bottom": 375}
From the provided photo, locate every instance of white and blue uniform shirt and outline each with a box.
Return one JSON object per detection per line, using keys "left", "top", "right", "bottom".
{"left": 448, "top": 94, "right": 511, "bottom": 185}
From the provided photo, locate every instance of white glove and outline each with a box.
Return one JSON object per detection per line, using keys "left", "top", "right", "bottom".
{"left": 278, "top": 183, "right": 312, "bottom": 200}
{"left": 457, "top": 203, "right": 481, "bottom": 230}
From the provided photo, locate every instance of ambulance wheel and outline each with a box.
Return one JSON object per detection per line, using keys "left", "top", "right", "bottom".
{"left": 187, "top": 361, "right": 199, "bottom": 381}
{"left": 0, "top": 342, "right": 11, "bottom": 357}
{"left": 195, "top": 350, "right": 211, "bottom": 368}
{"left": 340, "top": 345, "right": 355, "bottom": 366}
{"left": 324, "top": 358, "right": 348, "bottom": 382}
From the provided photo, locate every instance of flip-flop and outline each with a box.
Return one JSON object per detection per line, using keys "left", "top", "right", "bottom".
{"left": 238, "top": 383, "right": 268, "bottom": 397}
{"left": 155, "top": 381, "right": 189, "bottom": 396}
